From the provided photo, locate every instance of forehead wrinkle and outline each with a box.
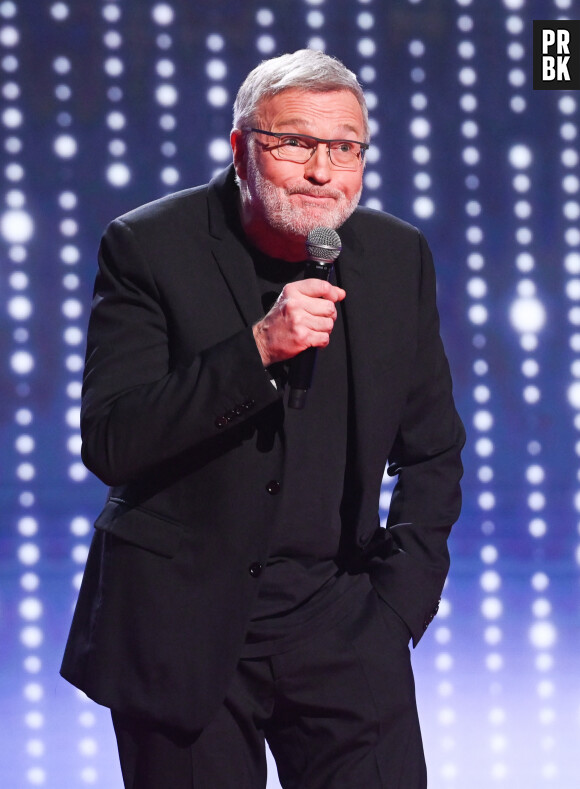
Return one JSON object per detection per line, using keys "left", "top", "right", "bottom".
{"left": 265, "top": 117, "right": 362, "bottom": 140}
{"left": 256, "top": 89, "right": 366, "bottom": 140}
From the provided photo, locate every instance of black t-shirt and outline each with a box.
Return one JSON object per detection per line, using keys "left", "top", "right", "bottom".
{"left": 242, "top": 250, "right": 366, "bottom": 657}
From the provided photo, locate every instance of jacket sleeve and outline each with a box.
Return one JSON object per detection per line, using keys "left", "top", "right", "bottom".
{"left": 376, "top": 231, "right": 465, "bottom": 646}
{"left": 80, "top": 217, "right": 280, "bottom": 487}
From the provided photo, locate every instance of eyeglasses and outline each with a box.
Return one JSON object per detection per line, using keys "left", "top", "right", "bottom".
{"left": 248, "top": 128, "right": 369, "bottom": 170}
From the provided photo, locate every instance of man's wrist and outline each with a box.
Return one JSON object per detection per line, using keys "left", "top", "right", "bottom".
{"left": 252, "top": 322, "right": 271, "bottom": 367}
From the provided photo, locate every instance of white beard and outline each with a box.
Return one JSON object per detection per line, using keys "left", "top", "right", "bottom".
{"left": 242, "top": 154, "right": 362, "bottom": 238}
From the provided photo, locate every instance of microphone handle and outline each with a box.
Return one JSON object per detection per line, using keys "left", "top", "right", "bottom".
{"left": 288, "top": 259, "right": 333, "bottom": 410}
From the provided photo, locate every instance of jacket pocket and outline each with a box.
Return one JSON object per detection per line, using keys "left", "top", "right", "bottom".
{"left": 94, "top": 497, "right": 183, "bottom": 558}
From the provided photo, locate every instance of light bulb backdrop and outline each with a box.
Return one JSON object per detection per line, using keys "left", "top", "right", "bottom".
{"left": 0, "top": 1, "right": 579, "bottom": 787}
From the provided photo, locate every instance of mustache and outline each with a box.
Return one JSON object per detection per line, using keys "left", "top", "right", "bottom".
{"left": 285, "top": 185, "right": 344, "bottom": 200}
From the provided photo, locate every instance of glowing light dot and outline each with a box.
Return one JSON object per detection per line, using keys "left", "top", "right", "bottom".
{"left": 104, "top": 57, "right": 123, "bottom": 77}
{"left": 2, "top": 106, "right": 22, "bottom": 127}
{"left": 72, "top": 545, "right": 89, "bottom": 564}
{"left": 509, "top": 297, "right": 546, "bottom": 333}
{"left": 529, "top": 519, "right": 547, "bottom": 538}
{"left": 486, "top": 653, "right": 503, "bottom": 671}
{"left": 8, "top": 295, "right": 32, "bottom": 319}
{"left": 70, "top": 517, "right": 91, "bottom": 537}
{"left": 529, "top": 621, "right": 557, "bottom": 649}
{"left": 412, "top": 145, "right": 430, "bottom": 164}
{"left": 256, "top": 35, "right": 276, "bottom": 54}
{"left": 69, "top": 462, "right": 88, "bottom": 482}
{"left": 478, "top": 491, "right": 495, "bottom": 510}
{"left": 567, "top": 381, "right": 580, "bottom": 409}
{"left": 54, "top": 134, "right": 77, "bottom": 158}
{"left": 1, "top": 208, "right": 33, "bottom": 243}
{"left": 207, "top": 85, "right": 228, "bottom": 107}
{"left": 413, "top": 196, "right": 434, "bottom": 219}
{"left": 66, "top": 407, "right": 81, "bottom": 428}
{"left": 526, "top": 465, "right": 545, "bottom": 484}
{"left": 25, "top": 711, "right": 44, "bottom": 729}
{"left": 107, "top": 111, "right": 126, "bottom": 130}
{"left": 414, "top": 172, "right": 431, "bottom": 189}
{"left": 51, "top": 2, "right": 69, "bottom": 20}
{"left": 26, "top": 767, "right": 46, "bottom": 785}
{"left": 0, "top": 24, "right": 18, "bottom": 46}
{"left": 480, "top": 570, "right": 501, "bottom": 592}
{"left": 528, "top": 491, "right": 545, "bottom": 510}
{"left": 23, "top": 655, "right": 42, "bottom": 673}
{"left": 509, "top": 144, "right": 532, "bottom": 169}
{"left": 19, "top": 598, "right": 43, "bottom": 621}
{"left": 481, "top": 545, "right": 498, "bottom": 563}
{"left": 256, "top": 8, "right": 274, "bottom": 25}
{"left": 11, "top": 350, "right": 34, "bottom": 374}
{"left": 358, "top": 38, "right": 376, "bottom": 57}
{"left": 463, "top": 146, "right": 480, "bottom": 166}
{"left": 467, "top": 277, "right": 487, "bottom": 298}
{"left": 206, "top": 34, "right": 224, "bottom": 52}
{"left": 64, "top": 327, "right": 83, "bottom": 346}
{"left": 161, "top": 166, "right": 179, "bottom": 185}
{"left": 475, "top": 437, "right": 494, "bottom": 457}
{"left": 473, "top": 410, "right": 493, "bottom": 431}
{"left": 460, "top": 93, "right": 477, "bottom": 112}
{"left": 485, "top": 626, "right": 502, "bottom": 645}
{"left": 79, "top": 737, "right": 98, "bottom": 757}
{"left": 358, "top": 12, "right": 374, "bottom": 29}
{"left": 107, "top": 162, "right": 131, "bottom": 187}
{"left": 22, "top": 626, "right": 43, "bottom": 650}
{"left": 410, "top": 117, "right": 430, "bottom": 138}
{"left": 17, "top": 462, "right": 35, "bottom": 481}
{"left": 364, "top": 171, "right": 382, "bottom": 190}
{"left": 531, "top": 572, "right": 550, "bottom": 592}
{"left": 208, "top": 138, "right": 230, "bottom": 162}
{"left": 466, "top": 225, "right": 483, "bottom": 244}
{"left": 206, "top": 59, "right": 226, "bottom": 80}
{"left": 532, "top": 598, "right": 552, "bottom": 618}
{"left": 506, "top": 15, "right": 524, "bottom": 35}
{"left": 156, "top": 84, "right": 178, "bottom": 106}
{"left": 307, "top": 10, "right": 324, "bottom": 27}
{"left": 481, "top": 597, "right": 503, "bottom": 620}
{"left": 15, "top": 407, "right": 33, "bottom": 423}
{"left": 523, "top": 385, "right": 541, "bottom": 404}
{"left": 61, "top": 299, "right": 83, "bottom": 319}
{"left": 152, "top": 3, "right": 174, "bottom": 25}
{"left": 67, "top": 434, "right": 82, "bottom": 455}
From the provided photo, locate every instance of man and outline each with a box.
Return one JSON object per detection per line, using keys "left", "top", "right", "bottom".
{"left": 61, "top": 50, "right": 465, "bottom": 788}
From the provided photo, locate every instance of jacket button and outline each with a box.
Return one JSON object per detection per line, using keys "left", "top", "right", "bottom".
{"left": 215, "top": 415, "right": 229, "bottom": 429}
{"left": 265, "top": 479, "right": 281, "bottom": 495}
{"left": 249, "top": 562, "right": 263, "bottom": 578}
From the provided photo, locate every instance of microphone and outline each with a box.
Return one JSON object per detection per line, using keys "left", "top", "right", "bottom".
{"left": 288, "top": 226, "right": 342, "bottom": 410}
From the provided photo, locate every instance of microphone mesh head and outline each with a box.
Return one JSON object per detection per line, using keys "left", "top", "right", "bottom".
{"left": 306, "top": 226, "right": 342, "bottom": 262}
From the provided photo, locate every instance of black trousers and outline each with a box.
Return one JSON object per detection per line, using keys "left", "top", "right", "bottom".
{"left": 112, "top": 584, "right": 426, "bottom": 789}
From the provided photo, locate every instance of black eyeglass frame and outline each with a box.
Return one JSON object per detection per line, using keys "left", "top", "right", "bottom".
{"left": 248, "top": 128, "right": 369, "bottom": 168}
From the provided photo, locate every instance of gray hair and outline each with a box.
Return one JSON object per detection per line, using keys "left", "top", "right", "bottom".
{"left": 233, "top": 49, "right": 369, "bottom": 141}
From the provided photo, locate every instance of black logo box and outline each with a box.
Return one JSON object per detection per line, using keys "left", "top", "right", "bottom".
{"left": 533, "top": 20, "right": 580, "bottom": 90}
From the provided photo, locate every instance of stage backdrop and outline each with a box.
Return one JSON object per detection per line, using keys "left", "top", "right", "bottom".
{"left": 1, "top": 0, "right": 579, "bottom": 786}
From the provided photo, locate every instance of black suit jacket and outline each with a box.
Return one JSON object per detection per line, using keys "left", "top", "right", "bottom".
{"left": 61, "top": 165, "right": 465, "bottom": 737}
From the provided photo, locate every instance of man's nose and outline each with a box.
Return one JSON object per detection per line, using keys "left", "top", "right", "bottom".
{"left": 303, "top": 143, "right": 332, "bottom": 182}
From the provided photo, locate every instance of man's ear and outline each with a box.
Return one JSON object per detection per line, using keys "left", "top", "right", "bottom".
{"left": 231, "top": 129, "right": 247, "bottom": 181}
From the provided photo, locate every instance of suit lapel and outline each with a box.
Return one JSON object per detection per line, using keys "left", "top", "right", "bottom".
{"left": 206, "top": 166, "right": 264, "bottom": 327}
{"left": 334, "top": 217, "right": 402, "bottom": 482}
{"left": 334, "top": 221, "right": 376, "bottom": 430}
